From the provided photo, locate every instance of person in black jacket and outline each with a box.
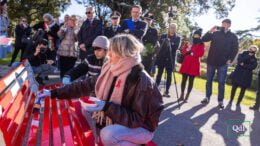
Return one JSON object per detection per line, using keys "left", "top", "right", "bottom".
{"left": 201, "top": 19, "right": 239, "bottom": 109}
{"left": 104, "top": 11, "right": 122, "bottom": 38}
{"left": 78, "top": 7, "right": 102, "bottom": 60}
{"left": 120, "top": 5, "right": 147, "bottom": 40}
{"left": 62, "top": 36, "right": 109, "bottom": 84}
{"left": 250, "top": 69, "right": 260, "bottom": 111}
{"left": 229, "top": 46, "right": 258, "bottom": 106}
{"left": 28, "top": 39, "right": 56, "bottom": 85}
{"left": 155, "top": 23, "right": 181, "bottom": 97}
{"left": 141, "top": 12, "right": 158, "bottom": 74}
{"left": 9, "top": 17, "right": 31, "bottom": 66}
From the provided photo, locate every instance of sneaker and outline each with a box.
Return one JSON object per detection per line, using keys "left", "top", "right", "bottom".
{"left": 218, "top": 102, "right": 224, "bottom": 109}
{"left": 249, "top": 106, "right": 259, "bottom": 111}
{"left": 201, "top": 98, "right": 209, "bottom": 104}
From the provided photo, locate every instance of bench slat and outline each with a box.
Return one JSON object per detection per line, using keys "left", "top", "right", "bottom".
{"left": 51, "top": 99, "right": 62, "bottom": 146}
{"left": 59, "top": 100, "right": 75, "bottom": 145}
{"left": 41, "top": 97, "right": 51, "bottom": 146}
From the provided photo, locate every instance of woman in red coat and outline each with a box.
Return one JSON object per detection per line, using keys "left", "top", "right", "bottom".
{"left": 179, "top": 29, "right": 205, "bottom": 102}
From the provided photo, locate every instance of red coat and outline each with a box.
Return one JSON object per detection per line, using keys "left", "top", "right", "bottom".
{"left": 179, "top": 43, "right": 205, "bottom": 76}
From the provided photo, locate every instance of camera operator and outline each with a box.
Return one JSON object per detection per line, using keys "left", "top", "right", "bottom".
{"left": 201, "top": 19, "right": 238, "bottom": 109}
{"left": 28, "top": 39, "right": 56, "bottom": 85}
{"left": 155, "top": 23, "right": 181, "bottom": 97}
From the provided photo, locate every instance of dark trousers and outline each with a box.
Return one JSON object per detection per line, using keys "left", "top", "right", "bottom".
{"left": 156, "top": 64, "right": 173, "bottom": 92}
{"left": 181, "top": 74, "right": 195, "bottom": 97}
{"left": 59, "top": 56, "right": 77, "bottom": 78}
{"left": 10, "top": 45, "right": 25, "bottom": 64}
{"left": 142, "top": 55, "right": 153, "bottom": 74}
{"left": 253, "top": 74, "right": 260, "bottom": 108}
{"left": 79, "top": 47, "right": 93, "bottom": 61}
{"left": 230, "top": 83, "right": 246, "bottom": 105}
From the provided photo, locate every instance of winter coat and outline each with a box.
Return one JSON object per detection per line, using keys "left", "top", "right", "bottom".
{"left": 65, "top": 54, "right": 105, "bottom": 81}
{"left": 57, "top": 26, "right": 78, "bottom": 57}
{"left": 179, "top": 43, "right": 205, "bottom": 76}
{"left": 120, "top": 18, "right": 147, "bottom": 40}
{"left": 155, "top": 33, "right": 181, "bottom": 69}
{"left": 51, "top": 64, "right": 163, "bottom": 132}
{"left": 202, "top": 30, "right": 238, "bottom": 66}
{"left": 231, "top": 51, "right": 257, "bottom": 88}
{"left": 104, "top": 25, "right": 121, "bottom": 38}
{"left": 14, "top": 24, "right": 31, "bottom": 47}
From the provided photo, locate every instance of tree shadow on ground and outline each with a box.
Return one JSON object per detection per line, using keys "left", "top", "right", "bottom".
{"left": 250, "top": 111, "right": 260, "bottom": 146}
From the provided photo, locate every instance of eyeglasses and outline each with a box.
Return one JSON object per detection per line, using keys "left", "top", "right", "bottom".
{"left": 86, "top": 11, "right": 93, "bottom": 14}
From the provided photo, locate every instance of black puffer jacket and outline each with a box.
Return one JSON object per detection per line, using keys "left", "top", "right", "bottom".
{"left": 231, "top": 51, "right": 257, "bottom": 88}
{"left": 51, "top": 64, "right": 163, "bottom": 132}
{"left": 202, "top": 30, "right": 238, "bottom": 66}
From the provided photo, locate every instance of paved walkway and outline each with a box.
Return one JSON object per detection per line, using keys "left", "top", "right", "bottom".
{"left": 154, "top": 84, "right": 259, "bottom": 146}
{"left": 0, "top": 66, "right": 259, "bottom": 146}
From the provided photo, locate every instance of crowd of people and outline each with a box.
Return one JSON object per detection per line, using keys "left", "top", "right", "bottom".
{"left": 2, "top": 3, "right": 260, "bottom": 145}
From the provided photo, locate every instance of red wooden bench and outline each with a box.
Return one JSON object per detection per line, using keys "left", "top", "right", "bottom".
{"left": 0, "top": 61, "right": 156, "bottom": 146}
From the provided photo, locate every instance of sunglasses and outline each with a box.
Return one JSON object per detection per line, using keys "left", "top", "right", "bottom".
{"left": 93, "top": 47, "right": 103, "bottom": 50}
{"left": 86, "top": 11, "right": 92, "bottom": 14}
{"left": 111, "top": 17, "right": 119, "bottom": 20}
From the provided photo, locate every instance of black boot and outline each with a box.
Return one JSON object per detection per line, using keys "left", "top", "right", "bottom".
{"left": 184, "top": 93, "right": 190, "bottom": 103}
{"left": 178, "top": 92, "right": 184, "bottom": 102}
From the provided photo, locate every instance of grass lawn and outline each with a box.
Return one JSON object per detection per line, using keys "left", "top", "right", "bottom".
{"left": 173, "top": 72, "right": 256, "bottom": 106}
{"left": 0, "top": 52, "right": 20, "bottom": 65}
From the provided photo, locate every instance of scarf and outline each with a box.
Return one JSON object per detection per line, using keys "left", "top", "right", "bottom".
{"left": 95, "top": 55, "right": 140, "bottom": 105}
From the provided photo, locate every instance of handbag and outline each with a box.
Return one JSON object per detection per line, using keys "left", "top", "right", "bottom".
{"left": 177, "top": 50, "right": 185, "bottom": 64}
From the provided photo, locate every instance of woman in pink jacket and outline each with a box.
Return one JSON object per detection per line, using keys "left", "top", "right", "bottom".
{"left": 179, "top": 29, "right": 205, "bottom": 102}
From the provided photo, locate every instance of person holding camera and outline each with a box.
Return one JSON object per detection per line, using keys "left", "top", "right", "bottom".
{"left": 104, "top": 11, "right": 122, "bottom": 38}
{"left": 78, "top": 7, "right": 102, "bottom": 60}
{"left": 28, "top": 39, "right": 56, "bottom": 85}
{"left": 9, "top": 17, "right": 31, "bottom": 66}
{"left": 178, "top": 29, "right": 205, "bottom": 102}
{"left": 62, "top": 36, "right": 109, "bottom": 84}
{"left": 201, "top": 19, "right": 238, "bottom": 109}
{"left": 37, "top": 34, "right": 163, "bottom": 146}
{"left": 229, "top": 45, "right": 258, "bottom": 107}
{"left": 155, "top": 23, "right": 181, "bottom": 97}
{"left": 120, "top": 5, "right": 147, "bottom": 40}
{"left": 57, "top": 15, "right": 79, "bottom": 78}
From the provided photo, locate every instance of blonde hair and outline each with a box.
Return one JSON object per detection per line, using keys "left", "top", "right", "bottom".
{"left": 109, "top": 34, "right": 144, "bottom": 58}
{"left": 168, "top": 23, "right": 177, "bottom": 29}
{"left": 248, "top": 45, "right": 259, "bottom": 53}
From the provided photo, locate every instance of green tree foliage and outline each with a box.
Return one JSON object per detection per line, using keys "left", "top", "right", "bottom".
{"left": 7, "top": 0, "right": 70, "bottom": 23}
{"left": 75, "top": 0, "right": 236, "bottom": 35}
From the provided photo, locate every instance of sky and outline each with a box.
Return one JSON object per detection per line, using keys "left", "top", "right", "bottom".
{"left": 61, "top": 0, "right": 260, "bottom": 37}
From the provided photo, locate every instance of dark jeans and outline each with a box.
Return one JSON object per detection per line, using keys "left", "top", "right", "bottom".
{"left": 10, "top": 45, "right": 26, "bottom": 64}
{"left": 230, "top": 83, "right": 246, "bottom": 105}
{"left": 59, "top": 56, "right": 77, "bottom": 78}
{"left": 206, "top": 64, "right": 228, "bottom": 102}
{"left": 181, "top": 74, "right": 195, "bottom": 96}
{"left": 156, "top": 64, "right": 173, "bottom": 92}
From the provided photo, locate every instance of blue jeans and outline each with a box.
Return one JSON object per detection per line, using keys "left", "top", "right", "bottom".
{"left": 100, "top": 124, "right": 153, "bottom": 146}
{"left": 206, "top": 64, "right": 228, "bottom": 102}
